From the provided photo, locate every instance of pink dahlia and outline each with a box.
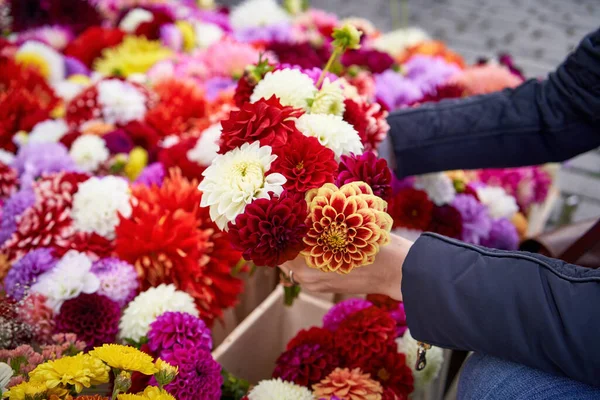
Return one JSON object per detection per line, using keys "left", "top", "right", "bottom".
{"left": 162, "top": 347, "right": 222, "bottom": 400}
{"left": 148, "top": 311, "right": 213, "bottom": 358}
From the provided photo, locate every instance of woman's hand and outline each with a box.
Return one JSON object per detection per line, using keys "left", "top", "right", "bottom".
{"left": 279, "top": 233, "right": 413, "bottom": 301}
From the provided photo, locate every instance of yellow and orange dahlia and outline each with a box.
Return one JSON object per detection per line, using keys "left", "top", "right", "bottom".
{"left": 313, "top": 367, "right": 383, "bottom": 400}
{"left": 302, "top": 182, "right": 393, "bottom": 274}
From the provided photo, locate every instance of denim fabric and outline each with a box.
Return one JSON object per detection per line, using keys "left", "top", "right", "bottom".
{"left": 458, "top": 353, "right": 600, "bottom": 400}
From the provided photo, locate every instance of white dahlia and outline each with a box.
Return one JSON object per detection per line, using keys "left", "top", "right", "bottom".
{"left": 53, "top": 80, "right": 87, "bottom": 103}
{"left": 310, "top": 78, "right": 345, "bottom": 116}
{"left": 187, "top": 124, "right": 222, "bottom": 166}
{"left": 119, "top": 8, "right": 154, "bottom": 33}
{"left": 414, "top": 172, "right": 456, "bottom": 206}
{"left": 397, "top": 330, "right": 444, "bottom": 390}
{"left": 230, "top": 0, "right": 290, "bottom": 30}
{"left": 295, "top": 113, "right": 363, "bottom": 160}
{"left": 15, "top": 41, "right": 65, "bottom": 83}
{"left": 0, "top": 150, "right": 14, "bottom": 165}
{"left": 199, "top": 141, "right": 286, "bottom": 230}
{"left": 28, "top": 119, "right": 69, "bottom": 144}
{"left": 30, "top": 251, "right": 100, "bottom": 313}
{"left": 97, "top": 79, "right": 147, "bottom": 125}
{"left": 119, "top": 284, "right": 199, "bottom": 342}
{"left": 476, "top": 186, "right": 519, "bottom": 220}
{"left": 250, "top": 69, "right": 317, "bottom": 111}
{"left": 194, "top": 22, "right": 224, "bottom": 49}
{"left": 248, "top": 379, "right": 314, "bottom": 400}
{"left": 71, "top": 176, "right": 132, "bottom": 239}
{"left": 0, "top": 362, "right": 12, "bottom": 394}
{"left": 69, "top": 134, "right": 110, "bottom": 172}
{"left": 373, "top": 27, "right": 431, "bottom": 57}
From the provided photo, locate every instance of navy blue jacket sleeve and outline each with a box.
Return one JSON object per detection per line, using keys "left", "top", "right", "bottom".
{"left": 402, "top": 233, "right": 600, "bottom": 387}
{"left": 383, "top": 28, "right": 600, "bottom": 177}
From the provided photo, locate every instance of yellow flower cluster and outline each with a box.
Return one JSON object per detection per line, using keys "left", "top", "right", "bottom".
{"left": 118, "top": 387, "right": 176, "bottom": 400}
{"left": 89, "top": 344, "right": 158, "bottom": 375}
{"left": 95, "top": 36, "right": 172, "bottom": 77}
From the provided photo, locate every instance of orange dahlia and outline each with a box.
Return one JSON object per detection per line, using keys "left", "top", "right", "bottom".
{"left": 302, "top": 182, "right": 393, "bottom": 274}
{"left": 313, "top": 367, "right": 383, "bottom": 400}
{"left": 398, "top": 41, "right": 465, "bottom": 69}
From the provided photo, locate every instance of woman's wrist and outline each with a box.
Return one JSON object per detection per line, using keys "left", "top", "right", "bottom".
{"left": 377, "top": 233, "right": 413, "bottom": 301}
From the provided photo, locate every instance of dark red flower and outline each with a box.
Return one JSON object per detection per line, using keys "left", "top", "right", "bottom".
{"left": 233, "top": 73, "right": 256, "bottom": 107}
{"left": 59, "top": 129, "right": 81, "bottom": 148}
{"left": 219, "top": 96, "right": 303, "bottom": 154}
{"left": 103, "top": 129, "right": 134, "bottom": 154}
{"left": 463, "top": 183, "right": 480, "bottom": 201}
{"left": 228, "top": 196, "right": 308, "bottom": 267}
{"left": 366, "top": 294, "right": 400, "bottom": 312}
{"left": 64, "top": 27, "right": 126, "bottom": 68}
{"left": 342, "top": 49, "right": 395, "bottom": 74}
{"left": 65, "top": 85, "right": 100, "bottom": 128}
{"left": 54, "top": 231, "right": 115, "bottom": 260}
{"left": 0, "top": 162, "right": 18, "bottom": 198}
{"left": 157, "top": 137, "right": 206, "bottom": 181}
{"left": 427, "top": 205, "right": 463, "bottom": 239}
{"left": 335, "top": 306, "right": 397, "bottom": 363}
{"left": 286, "top": 327, "right": 334, "bottom": 351}
{"left": 273, "top": 343, "right": 339, "bottom": 387}
{"left": 129, "top": 7, "right": 174, "bottom": 40}
{"left": 272, "top": 134, "right": 337, "bottom": 194}
{"left": 266, "top": 41, "right": 330, "bottom": 69}
{"left": 55, "top": 293, "right": 121, "bottom": 350}
{"left": 389, "top": 188, "right": 434, "bottom": 231}
{"left": 410, "top": 83, "right": 464, "bottom": 105}
{"left": 32, "top": 171, "right": 91, "bottom": 206}
{"left": 363, "top": 352, "right": 414, "bottom": 400}
{"left": 336, "top": 152, "right": 392, "bottom": 201}
{"left": 121, "top": 121, "right": 161, "bottom": 161}
{"left": 343, "top": 98, "right": 389, "bottom": 152}
{"left": 9, "top": 0, "right": 101, "bottom": 34}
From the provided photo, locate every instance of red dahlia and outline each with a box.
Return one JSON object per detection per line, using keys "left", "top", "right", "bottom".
{"left": 343, "top": 98, "right": 390, "bottom": 152}
{"left": 334, "top": 306, "right": 397, "bottom": 363}
{"left": 233, "top": 73, "right": 256, "bottom": 107}
{"left": 427, "top": 205, "right": 463, "bottom": 239}
{"left": 336, "top": 151, "right": 393, "bottom": 202}
{"left": 272, "top": 134, "right": 337, "bottom": 194}
{"left": 54, "top": 293, "right": 121, "bottom": 350}
{"left": 266, "top": 41, "right": 330, "bottom": 69}
{"left": 273, "top": 343, "right": 339, "bottom": 387}
{"left": 4, "top": 196, "right": 73, "bottom": 261}
{"left": 157, "top": 137, "right": 206, "bottom": 181}
{"left": 389, "top": 188, "right": 434, "bottom": 231}
{"left": 122, "top": 121, "right": 161, "bottom": 161}
{"left": 54, "top": 231, "right": 115, "bottom": 260}
{"left": 228, "top": 195, "right": 308, "bottom": 267}
{"left": 0, "top": 162, "right": 18, "bottom": 198}
{"left": 128, "top": 7, "right": 174, "bottom": 40}
{"left": 65, "top": 85, "right": 100, "bottom": 127}
{"left": 363, "top": 352, "right": 414, "bottom": 400}
{"left": 64, "top": 27, "right": 126, "bottom": 68}
{"left": 286, "top": 327, "right": 334, "bottom": 351}
{"left": 366, "top": 294, "right": 401, "bottom": 312}
{"left": 219, "top": 96, "right": 304, "bottom": 154}
{"left": 411, "top": 83, "right": 465, "bottom": 106}
{"left": 33, "top": 171, "right": 91, "bottom": 205}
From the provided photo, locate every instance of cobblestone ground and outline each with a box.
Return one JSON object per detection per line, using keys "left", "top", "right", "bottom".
{"left": 223, "top": 0, "right": 600, "bottom": 224}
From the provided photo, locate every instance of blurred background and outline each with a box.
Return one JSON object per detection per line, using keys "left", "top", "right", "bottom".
{"left": 222, "top": 0, "right": 600, "bottom": 227}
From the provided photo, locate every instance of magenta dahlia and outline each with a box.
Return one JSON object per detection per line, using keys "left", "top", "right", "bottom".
{"left": 162, "top": 347, "right": 222, "bottom": 400}
{"left": 148, "top": 312, "right": 213, "bottom": 358}
{"left": 336, "top": 151, "right": 393, "bottom": 202}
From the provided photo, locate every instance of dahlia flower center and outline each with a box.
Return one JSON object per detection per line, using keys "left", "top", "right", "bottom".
{"left": 231, "top": 161, "right": 264, "bottom": 185}
{"left": 15, "top": 53, "right": 51, "bottom": 80}
{"left": 296, "top": 161, "right": 304, "bottom": 170}
{"left": 377, "top": 368, "right": 391, "bottom": 381}
{"left": 322, "top": 223, "right": 348, "bottom": 252}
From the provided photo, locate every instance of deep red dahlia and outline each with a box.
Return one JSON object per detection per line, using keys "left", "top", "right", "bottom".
{"left": 4, "top": 196, "right": 74, "bottom": 261}
{"left": 341, "top": 49, "right": 395, "bottom": 74}
{"left": 272, "top": 134, "right": 337, "bottom": 194}
{"left": 286, "top": 327, "right": 334, "bottom": 351}
{"left": 145, "top": 78, "right": 207, "bottom": 137}
{"left": 366, "top": 294, "right": 400, "bottom": 312}
{"left": 334, "top": 306, "right": 397, "bottom": 363}
{"left": 228, "top": 196, "right": 308, "bottom": 267}
{"left": 273, "top": 343, "right": 339, "bottom": 387}
{"left": 55, "top": 293, "right": 121, "bottom": 350}
{"left": 122, "top": 121, "right": 161, "bottom": 161}
{"left": 233, "top": 73, "right": 256, "bottom": 107}
{"left": 266, "top": 41, "right": 330, "bottom": 69}
{"left": 343, "top": 98, "right": 389, "bottom": 152}
{"left": 129, "top": 7, "right": 174, "bottom": 40}
{"left": 363, "top": 352, "right": 414, "bottom": 400}
{"left": 9, "top": 0, "right": 101, "bottom": 34}
{"left": 336, "top": 152, "right": 392, "bottom": 202}
{"left": 219, "top": 96, "right": 303, "bottom": 154}
{"left": 388, "top": 188, "right": 434, "bottom": 231}
{"left": 427, "top": 205, "right": 463, "bottom": 239}
{"left": 157, "top": 138, "right": 206, "bottom": 181}
{"left": 410, "top": 83, "right": 465, "bottom": 106}
{"left": 54, "top": 231, "right": 115, "bottom": 260}
{"left": 65, "top": 85, "right": 100, "bottom": 128}
{"left": 33, "top": 171, "right": 91, "bottom": 205}
{"left": 0, "top": 162, "right": 18, "bottom": 198}
{"left": 64, "top": 27, "right": 126, "bottom": 68}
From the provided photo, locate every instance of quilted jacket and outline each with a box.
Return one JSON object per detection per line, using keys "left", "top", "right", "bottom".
{"left": 383, "top": 28, "right": 600, "bottom": 387}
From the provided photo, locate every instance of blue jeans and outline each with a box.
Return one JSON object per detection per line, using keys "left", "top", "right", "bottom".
{"left": 458, "top": 353, "right": 600, "bottom": 399}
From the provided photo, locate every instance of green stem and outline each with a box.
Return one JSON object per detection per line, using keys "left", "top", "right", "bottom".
{"left": 283, "top": 285, "right": 301, "bottom": 306}
{"left": 111, "top": 386, "right": 120, "bottom": 400}
{"left": 317, "top": 48, "right": 341, "bottom": 88}
{"left": 390, "top": 0, "right": 400, "bottom": 30}
{"left": 401, "top": 0, "right": 409, "bottom": 29}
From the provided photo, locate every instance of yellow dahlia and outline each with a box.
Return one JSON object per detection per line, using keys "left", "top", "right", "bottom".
{"left": 117, "top": 395, "right": 145, "bottom": 400}
{"left": 3, "top": 381, "right": 48, "bottom": 400}
{"left": 313, "top": 368, "right": 383, "bottom": 400}
{"left": 95, "top": 36, "right": 172, "bottom": 77}
{"left": 90, "top": 344, "right": 158, "bottom": 375}
{"left": 124, "top": 147, "right": 149, "bottom": 181}
{"left": 302, "top": 182, "right": 393, "bottom": 274}
{"left": 142, "top": 387, "right": 177, "bottom": 400}
{"left": 28, "top": 354, "right": 110, "bottom": 394}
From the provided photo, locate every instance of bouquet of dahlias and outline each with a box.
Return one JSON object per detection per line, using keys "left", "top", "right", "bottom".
{"left": 242, "top": 296, "right": 444, "bottom": 400}
{"left": 199, "top": 23, "right": 395, "bottom": 304}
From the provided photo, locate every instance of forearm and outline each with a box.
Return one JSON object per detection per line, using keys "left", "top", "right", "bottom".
{"left": 401, "top": 233, "right": 600, "bottom": 387}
